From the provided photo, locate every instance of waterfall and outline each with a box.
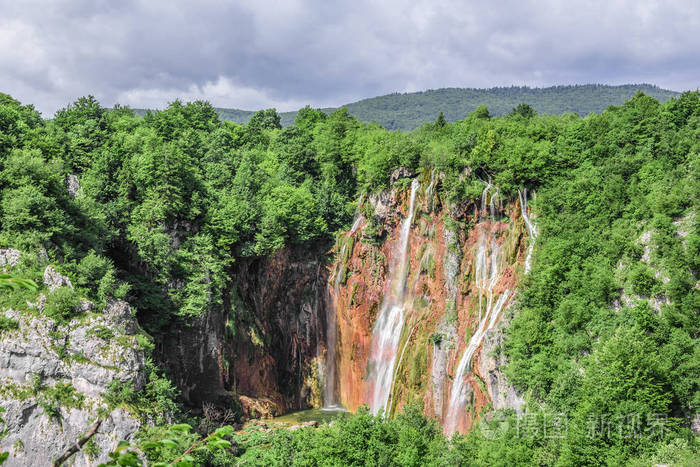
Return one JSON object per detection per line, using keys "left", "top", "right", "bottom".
{"left": 323, "top": 285, "right": 339, "bottom": 408}
{"left": 444, "top": 182, "right": 510, "bottom": 435}
{"left": 324, "top": 198, "right": 365, "bottom": 409}
{"left": 518, "top": 188, "right": 537, "bottom": 275}
{"left": 366, "top": 178, "right": 420, "bottom": 415}
{"left": 425, "top": 168, "right": 437, "bottom": 211}
{"left": 431, "top": 220, "right": 460, "bottom": 421}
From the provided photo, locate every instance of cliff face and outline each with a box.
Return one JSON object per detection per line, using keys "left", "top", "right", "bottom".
{"left": 164, "top": 172, "right": 531, "bottom": 434}
{"left": 161, "top": 246, "right": 330, "bottom": 418}
{"left": 326, "top": 172, "right": 529, "bottom": 433}
{"left": 0, "top": 251, "right": 146, "bottom": 466}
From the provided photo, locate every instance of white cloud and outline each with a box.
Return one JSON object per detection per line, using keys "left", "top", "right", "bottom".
{"left": 0, "top": 0, "right": 698, "bottom": 116}
{"left": 115, "top": 76, "right": 314, "bottom": 111}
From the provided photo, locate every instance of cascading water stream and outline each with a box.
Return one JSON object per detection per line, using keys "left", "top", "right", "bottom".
{"left": 366, "top": 178, "right": 420, "bottom": 415}
{"left": 518, "top": 188, "right": 537, "bottom": 275}
{"left": 324, "top": 198, "right": 365, "bottom": 409}
{"left": 324, "top": 285, "right": 339, "bottom": 408}
{"left": 444, "top": 182, "right": 511, "bottom": 434}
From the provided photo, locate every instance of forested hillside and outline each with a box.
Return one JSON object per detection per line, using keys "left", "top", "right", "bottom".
{"left": 1, "top": 90, "right": 698, "bottom": 465}
{"left": 133, "top": 84, "right": 679, "bottom": 130}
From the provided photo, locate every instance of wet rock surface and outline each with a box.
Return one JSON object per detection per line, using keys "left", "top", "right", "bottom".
{"left": 161, "top": 245, "right": 330, "bottom": 416}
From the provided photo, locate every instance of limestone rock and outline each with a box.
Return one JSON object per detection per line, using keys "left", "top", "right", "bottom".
{"left": 43, "top": 266, "right": 73, "bottom": 292}
{"left": 477, "top": 321, "right": 524, "bottom": 415}
{"left": 0, "top": 249, "right": 22, "bottom": 268}
{"left": 103, "top": 298, "right": 140, "bottom": 335}
{"left": 66, "top": 174, "right": 80, "bottom": 198}
{"left": 368, "top": 190, "right": 394, "bottom": 220}
{"left": 389, "top": 167, "right": 413, "bottom": 185}
{"left": 0, "top": 295, "right": 146, "bottom": 464}
{"left": 0, "top": 399, "right": 140, "bottom": 467}
{"left": 288, "top": 420, "right": 318, "bottom": 431}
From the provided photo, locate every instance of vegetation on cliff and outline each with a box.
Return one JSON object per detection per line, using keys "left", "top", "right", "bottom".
{"left": 0, "top": 88, "right": 698, "bottom": 465}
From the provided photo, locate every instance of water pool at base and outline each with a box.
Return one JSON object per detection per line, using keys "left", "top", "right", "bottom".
{"left": 271, "top": 406, "right": 349, "bottom": 425}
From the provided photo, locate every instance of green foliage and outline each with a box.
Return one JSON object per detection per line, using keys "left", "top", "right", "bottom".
{"left": 0, "top": 273, "right": 37, "bottom": 292}
{"left": 235, "top": 404, "right": 446, "bottom": 466}
{"left": 629, "top": 263, "right": 658, "bottom": 296}
{"left": 43, "top": 286, "right": 81, "bottom": 322}
{"left": 429, "top": 333, "right": 444, "bottom": 346}
{"left": 510, "top": 102, "right": 537, "bottom": 118}
{"left": 0, "top": 315, "right": 18, "bottom": 334}
{"left": 104, "top": 361, "right": 179, "bottom": 424}
{"left": 0, "top": 407, "right": 6, "bottom": 465}
{"left": 36, "top": 381, "right": 85, "bottom": 422}
{"left": 100, "top": 424, "right": 235, "bottom": 467}
{"left": 133, "top": 84, "right": 678, "bottom": 131}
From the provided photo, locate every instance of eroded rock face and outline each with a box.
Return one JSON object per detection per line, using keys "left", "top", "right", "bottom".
{"left": 389, "top": 167, "right": 414, "bottom": 185}
{"left": 1, "top": 401, "right": 139, "bottom": 467}
{"left": 477, "top": 319, "right": 525, "bottom": 415}
{"left": 160, "top": 246, "right": 330, "bottom": 416}
{"left": 0, "top": 296, "right": 146, "bottom": 465}
{"left": 330, "top": 176, "right": 528, "bottom": 432}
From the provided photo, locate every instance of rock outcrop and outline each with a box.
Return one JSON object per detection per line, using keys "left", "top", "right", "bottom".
{"left": 0, "top": 265, "right": 146, "bottom": 466}
{"left": 0, "top": 249, "right": 21, "bottom": 268}
{"left": 477, "top": 319, "right": 525, "bottom": 414}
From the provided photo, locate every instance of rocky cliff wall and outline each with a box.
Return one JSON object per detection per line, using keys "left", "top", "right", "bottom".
{"left": 0, "top": 250, "right": 146, "bottom": 466}
{"left": 327, "top": 172, "right": 528, "bottom": 433}
{"left": 161, "top": 246, "right": 330, "bottom": 418}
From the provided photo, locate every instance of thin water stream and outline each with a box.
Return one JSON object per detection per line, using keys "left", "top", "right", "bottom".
{"left": 366, "top": 178, "right": 420, "bottom": 415}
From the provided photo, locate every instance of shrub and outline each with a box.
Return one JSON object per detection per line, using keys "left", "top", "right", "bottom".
{"left": 630, "top": 264, "right": 657, "bottom": 296}
{"left": 43, "top": 286, "right": 81, "bottom": 322}
{"left": 0, "top": 315, "right": 19, "bottom": 334}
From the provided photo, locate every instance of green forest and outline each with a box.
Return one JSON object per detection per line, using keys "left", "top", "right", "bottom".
{"left": 134, "top": 84, "right": 679, "bottom": 131}
{"left": 1, "top": 89, "right": 698, "bottom": 466}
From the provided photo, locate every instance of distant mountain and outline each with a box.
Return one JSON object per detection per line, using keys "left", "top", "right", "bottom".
{"left": 133, "top": 84, "right": 680, "bottom": 131}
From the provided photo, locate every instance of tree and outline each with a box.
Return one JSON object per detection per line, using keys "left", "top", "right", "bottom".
{"left": 435, "top": 111, "right": 446, "bottom": 127}
{"left": 510, "top": 102, "right": 536, "bottom": 118}
{"left": 248, "top": 108, "right": 282, "bottom": 131}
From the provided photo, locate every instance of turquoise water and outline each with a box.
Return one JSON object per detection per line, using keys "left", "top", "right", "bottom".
{"left": 272, "top": 406, "right": 349, "bottom": 425}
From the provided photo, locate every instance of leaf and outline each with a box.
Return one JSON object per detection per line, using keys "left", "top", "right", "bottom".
{"left": 160, "top": 439, "right": 179, "bottom": 450}
{"left": 116, "top": 452, "right": 141, "bottom": 467}
{"left": 169, "top": 423, "right": 192, "bottom": 433}
{"left": 207, "top": 439, "right": 231, "bottom": 450}
{"left": 214, "top": 425, "right": 234, "bottom": 436}
{"left": 140, "top": 441, "right": 160, "bottom": 450}
{"left": 114, "top": 441, "right": 132, "bottom": 452}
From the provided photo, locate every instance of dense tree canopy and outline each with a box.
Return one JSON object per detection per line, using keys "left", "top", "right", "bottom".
{"left": 133, "top": 84, "right": 679, "bottom": 131}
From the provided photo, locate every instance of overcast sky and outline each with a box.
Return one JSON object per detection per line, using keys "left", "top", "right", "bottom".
{"left": 1, "top": 0, "right": 698, "bottom": 116}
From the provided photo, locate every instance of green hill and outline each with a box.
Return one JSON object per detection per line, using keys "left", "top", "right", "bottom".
{"left": 134, "top": 84, "right": 680, "bottom": 130}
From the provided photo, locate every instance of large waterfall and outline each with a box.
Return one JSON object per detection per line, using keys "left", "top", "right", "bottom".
{"left": 444, "top": 182, "right": 511, "bottom": 434}
{"left": 325, "top": 175, "right": 534, "bottom": 432}
{"left": 366, "top": 178, "right": 420, "bottom": 415}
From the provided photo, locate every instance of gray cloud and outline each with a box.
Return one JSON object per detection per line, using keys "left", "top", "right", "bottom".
{"left": 1, "top": 0, "right": 698, "bottom": 116}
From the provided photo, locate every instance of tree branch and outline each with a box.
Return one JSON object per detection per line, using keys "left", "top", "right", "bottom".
{"left": 52, "top": 419, "right": 102, "bottom": 467}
